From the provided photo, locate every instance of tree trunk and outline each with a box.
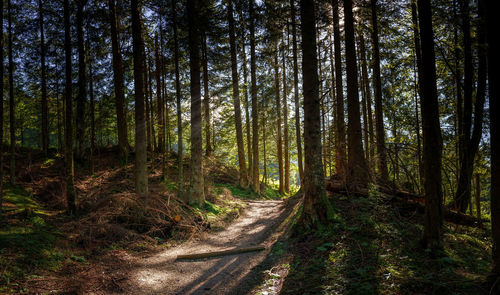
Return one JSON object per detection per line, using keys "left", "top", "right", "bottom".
{"left": 187, "top": 0, "right": 205, "bottom": 206}
{"left": 39, "top": 0, "right": 49, "bottom": 156}
{"left": 331, "top": 0, "right": 346, "bottom": 179}
{"left": 8, "top": 0, "right": 15, "bottom": 184}
{"left": 131, "top": 0, "right": 148, "bottom": 202}
{"left": 64, "top": 0, "right": 76, "bottom": 214}
{"left": 145, "top": 53, "right": 152, "bottom": 151}
{"left": 202, "top": 31, "right": 211, "bottom": 157}
{"left": 282, "top": 37, "right": 290, "bottom": 193}
{"left": 359, "top": 31, "right": 373, "bottom": 167}
{"left": 299, "top": 0, "right": 332, "bottom": 229}
{"left": 274, "top": 43, "right": 284, "bottom": 195}
{"left": 88, "top": 35, "right": 96, "bottom": 174}
{"left": 172, "top": 0, "right": 183, "bottom": 197}
{"left": 370, "top": 0, "right": 389, "bottom": 184}
{"left": 109, "top": 0, "right": 129, "bottom": 157}
{"left": 76, "top": 0, "right": 87, "bottom": 161}
{"left": 344, "top": 0, "right": 369, "bottom": 188}
{"left": 250, "top": 0, "right": 260, "bottom": 194}
{"left": 417, "top": 0, "right": 443, "bottom": 250}
{"left": 410, "top": 0, "right": 424, "bottom": 193}
{"left": 155, "top": 34, "right": 164, "bottom": 156}
{"left": 454, "top": 0, "right": 487, "bottom": 213}
{"left": 227, "top": 0, "right": 248, "bottom": 188}
{"left": 486, "top": 0, "right": 500, "bottom": 277}
{"left": 291, "top": 0, "right": 303, "bottom": 185}
{"left": 0, "top": 0, "right": 4, "bottom": 217}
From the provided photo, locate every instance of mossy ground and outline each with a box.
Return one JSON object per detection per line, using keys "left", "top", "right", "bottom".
{"left": 263, "top": 191, "right": 492, "bottom": 295}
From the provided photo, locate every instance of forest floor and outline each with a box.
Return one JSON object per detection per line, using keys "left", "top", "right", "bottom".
{"left": 0, "top": 147, "right": 494, "bottom": 294}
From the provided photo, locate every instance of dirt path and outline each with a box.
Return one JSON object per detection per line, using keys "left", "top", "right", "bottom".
{"left": 111, "top": 199, "right": 293, "bottom": 295}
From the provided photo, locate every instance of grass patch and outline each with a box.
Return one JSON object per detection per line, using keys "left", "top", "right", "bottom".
{"left": 213, "top": 183, "right": 283, "bottom": 200}
{"left": 0, "top": 185, "right": 73, "bottom": 293}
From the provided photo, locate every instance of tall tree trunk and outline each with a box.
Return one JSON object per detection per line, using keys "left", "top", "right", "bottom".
{"left": 88, "top": 36, "right": 96, "bottom": 174}
{"left": 331, "top": 0, "right": 346, "bottom": 179}
{"left": 131, "top": 0, "right": 148, "bottom": 202}
{"left": 274, "top": 43, "right": 284, "bottom": 195}
{"left": 291, "top": 0, "right": 303, "bottom": 185}
{"left": 172, "top": 0, "right": 183, "bottom": 197}
{"left": 187, "top": 0, "right": 205, "bottom": 205}
{"left": 76, "top": 0, "right": 87, "bottom": 160}
{"left": 282, "top": 37, "right": 290, "bottom": 193}
{"left": 109, "top": 0, "right": 129, "bottom": 157}
{"left": 299, "top": 0, "right": 332, "bottom": 229}
{"left": 56, "top": 77, "right": 62, "bottom": 152}
{"left": 202, "top": 31, "right": 212, "bottom": 157}
{"left": 64, "top": 0, "right": 76, "bottom": 214}
{"left": 228, "top": 0, "right": 248, "bottom": 188}
{"left": 411, "top": 0, "right": 423, "bottom": 193}
{"left": 487, "top": 0, "right": 500, "bottom": 277}
{"left": 0, "top": 0, "right": 4, "bottom": 217}
{"left": 359, "top": 31, "right": 373, "bottom": 167}
{"left": 250, "top": 0, "right": 260, "bottom": 193}
{"left": 145, "top": 54, "right": 152, "bottom": 151}
{"left": 454, "top": 0, "right": 487, "bottom": 213}
{"left": 8, "top": 0, "right": 15, "bottom": 184}
{"left": 39, "top": 0, "right": 49, "bottom": 156}
{"left": 370, "top": 0, "right": 389, "bottom": 184}
{"left": 345, "top": 0, "right": 369, "bottom": 188}
{"left": 155, "top": 34, "right": 164, "bottom": 155}
{"left": 417, "top": 0, "right": 443, "bottom": 250}
{"left": 358, "top": 39, "right": 370, "bottom": 165}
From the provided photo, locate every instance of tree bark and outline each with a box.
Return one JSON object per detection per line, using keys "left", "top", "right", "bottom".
{"left": 291, "top": 0, "right": 303, "bottom": 185}
{"left": 410, "top": 0, "right": 424, "bottom": 193}
{"left": 250, "top": 0, "right": 260, "bottom": 193}
{"left": 331, "top": 0, "right": 346, "bottom": 179}
{"left": 8, "top": 0, "right": 15, "bottom": 184}
{"left": 202, "top": 31, "right": 212, "bottom": 157}
{"left": 487, "top": 0, "right": 500, "bottom": 278}
{"left": 345, "top": 0, "right": 369, "bottom": 188}
{"left": 282, "top": 37, "right": 290, "bottom": 193}
{"left": 131, "top": 0, "right": 148, "bottom": 202}
{"left": 299, "top": 0, "right": 332, "bottom": 229}
{"left": 109, "top": 0, "right": 129, "bottom": 157}
{"left": 39, "top": 0, "right": 49, "bottom": 156}
{"left": 64, "top": 0, "right": 76, "bottom": 214}
{"left": 0, "top": 0, "right": 4, "bottom": 217}
{"left": 417, "top": 0, "right": 443, "bottom": 250}
{"left": 370, "top": 0, "right": 389, "bottom": 184}
{"left": 274, "top": 43, "right": 284, "bottom": 195}
{"left": 76, "top": 0, "right": 87, "bottom": 160}
{"left": 227, "top": 0, "right": 248, "bottom": 188}
{"left": 454, "top": 0, "right": 487, "bottom": 213}
{"left": 187, "top": 0, "right": 205, "bottom": 205}
{"left": 172, "top": 0, "right": 183, "bottom": 197}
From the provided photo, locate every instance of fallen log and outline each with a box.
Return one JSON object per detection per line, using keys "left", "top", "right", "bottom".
{"left": 176, "top": 245, "right": 265, "bottom": 260}
{"left": 325, "top": 179, "right": 487, "bottom": 227}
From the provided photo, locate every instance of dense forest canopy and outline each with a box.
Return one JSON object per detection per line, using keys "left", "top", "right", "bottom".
{"left": 0, "top": 0, "right": 499, "bottom": 293}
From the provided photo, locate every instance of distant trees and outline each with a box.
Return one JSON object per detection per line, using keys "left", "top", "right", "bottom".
{"left": 0, "top": 0, "right": 4, "bottom": 218}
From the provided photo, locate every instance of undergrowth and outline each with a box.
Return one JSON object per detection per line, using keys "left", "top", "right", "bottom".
{"left": 277, "top": 192, "right": 492, "bottom": 295}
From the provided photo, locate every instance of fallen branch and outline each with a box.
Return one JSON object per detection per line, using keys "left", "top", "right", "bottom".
{"left": 176, "top": 245, "right": 266, "bottom": 260}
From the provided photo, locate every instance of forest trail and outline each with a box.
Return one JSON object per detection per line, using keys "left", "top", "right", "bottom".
{"left": 112, "top": 199, "right": 293, "bottom": 295}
